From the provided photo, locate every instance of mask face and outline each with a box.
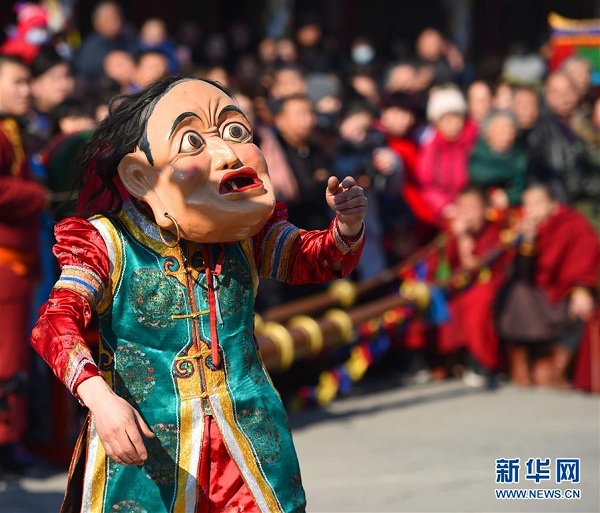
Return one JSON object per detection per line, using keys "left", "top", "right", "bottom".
{"left": 351, "top": 45, "right": 375, "bottom": 65}
{"left": 118, "top": 79, "right": 276, "bottom": 242}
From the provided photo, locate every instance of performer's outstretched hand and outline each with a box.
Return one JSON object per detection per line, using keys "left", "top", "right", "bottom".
{"left": 78, "top": 376, "right": 155, "bottom": 466}
{"left": 326, "top": 176, "right": 367, "bottom": 237}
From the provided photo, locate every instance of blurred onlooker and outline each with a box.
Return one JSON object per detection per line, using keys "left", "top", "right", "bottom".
{"left": 26, "top": 46, "right": 74, "bottom": 152}
{"left": 0, "top": 55, "right": 47, "bottom": 473}
{"left": 382, "top": 61, "right": 418, "bottom": 94}
{"left": 414, "top": 28, "right": 462, "bottom": 85}
{"left": 52, "top": 97, "right": 97, "bottom": 136}
{"left": 203, "top": 32, "right": 229, "bottom": 66}
{"left": 561, "top": 55, "right": 592, "bottom": 104}
{"left": 377, "top": 92, "right": 418, "bottom": 176}
{"left": 138, "top": 18, "right": 179, "bottom": 74}
{"left": 269, "top": 65, "right": 307, "bottom": 99}
{"left": 571, "top": 87, "right": 600, "bottom": 174}
{"left": 382, "top": 62, "right": 429, "bottom": 131}
{"left": 305, "top": 72, "right": 342, "bottom": 135}
{"left": 257, "top": 37, "right": 278, "bottom": 68}
{"left": 436, "top": 187, "right": 513, "bottom": 386}
{"left": 75, "top": 1, "right": 137, "bottom": 81}
{"left": 270, "top": 94, "right": 330, "bottom": 230}
{"left": 200, "top": 65, "right": 230, "bottom": 88}
{"left": 469, "top": 109, "right": 527, "bottom": 208}
{"left": 36, "top": 97, "right": 97, "bottom": 220}
{"left": 415, "top": 86, "right": 478, "bottom": 224}
{"left": 499, "top": 184, "right": 600, "bottom": 388}
{"left": 132, "top": 50, "right": 170, "bottom": 91}
{"left": 348, "top": 36, "right": 380, "bottom": 77}
{"left": 295, "top": 14, "right": 337, "bottom": 74}
{"left": 511, "top": 85, "right": 540, "bottom": 144}
{"left": 375, "top": 92, "right": 428, "bottom": 244}
{"left": 102, "top": 49, "right": 136, "bottom": 93}
{"left": 331, "top": 101, "right": 401, "bottom": 278}
{"left": 349, "top": 72, "right": 380, "bottom": 107}
{"left": 467, "top": 81, "right": 493, "bottom": 125}
{"left": 226, "top": 20, "right": 253, "bottom": 60}
{"left": 571, "top": 87, "right": 600, "bottom": 230}
{"left": 277, "top": 38, "right": 298, "bottom": 65}
{"left": 527, "top": 71, "right": 596, "bottom": 206}
{"left": 93, "top": 89, "right": 115, "bottom": 123}
{"left": 493, "top": 80, "right": 513, "bottom": 110}
{"left": 256, "top": 94, "right": 332, "bottom": 307}
{"left": 174, "top": 19, "right": 203, "bottom": 71}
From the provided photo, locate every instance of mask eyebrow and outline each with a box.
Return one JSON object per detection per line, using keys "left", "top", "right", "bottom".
{"left": 168, "top": 112, "right": 202, "bottom": 139}
{"left": 217, "top": 104, "right": 250, "bottom": 124}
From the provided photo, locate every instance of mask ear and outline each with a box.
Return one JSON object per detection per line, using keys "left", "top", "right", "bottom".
{"left": 117, "top": 149, "right": 172, "bottom": 228}
{"left": 118, "top": 150, "right": 156, "bottom": 200}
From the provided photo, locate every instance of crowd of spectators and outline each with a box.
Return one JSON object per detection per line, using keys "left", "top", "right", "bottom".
{"left": 1, "top": 0, "right": 599, "bottom": 474}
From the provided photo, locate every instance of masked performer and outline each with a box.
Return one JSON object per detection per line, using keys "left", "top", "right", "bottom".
{"left": 31, "top": 77, "right": 366, "bottom": 513}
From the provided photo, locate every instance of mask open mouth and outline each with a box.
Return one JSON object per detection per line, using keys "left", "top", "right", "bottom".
{"left": 219, "top": 167, "right": 263, "bottom": 194}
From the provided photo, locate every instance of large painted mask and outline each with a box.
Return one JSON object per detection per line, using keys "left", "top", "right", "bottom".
{"left": 118, "top": 79, "right": 276, "bottom": 242}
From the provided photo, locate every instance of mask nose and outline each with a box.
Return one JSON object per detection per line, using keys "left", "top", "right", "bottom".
{"left": 208, "top": 137, "right": 240, "bottom": 170}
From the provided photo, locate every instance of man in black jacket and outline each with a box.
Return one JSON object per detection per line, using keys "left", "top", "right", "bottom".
{"left": 527, "top": 71, "right": 599, "bottom": 207}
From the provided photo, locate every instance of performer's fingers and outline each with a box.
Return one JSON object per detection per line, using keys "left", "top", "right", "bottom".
{"left": 117, "top": 430, "right": 143, "bottom": 465}
{"left": 340, "top": 176, "right": 357, "bottom": 189}
{"left": 335, "top": 185, "right": 366, "bottom": 206}
{"left": 327, "top": 175, "right": 341, "bottom": 195}
{"left": 334, "top": 187, "right": 367, "bottom": 208}
{"left": 125, "top": 426, "right": 148, "bottom": 464}
{"left": 134, "top": 410, "right": 156, "bottom": 439}
{"left": 336, "top": 206, "right": 368, "bottom": 217}
{"left": 102, "top": 440, "right": 129, "bottom": 466}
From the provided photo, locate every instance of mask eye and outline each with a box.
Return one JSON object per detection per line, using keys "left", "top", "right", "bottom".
{"left": 179, "top": 131, "right": 204, "bottom": 153}
{"left": 221, "top": 122, "right": 252, "bottom": 143}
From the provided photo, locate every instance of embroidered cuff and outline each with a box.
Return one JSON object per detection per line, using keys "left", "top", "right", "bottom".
{"left": 54, "top": 264, "right": 105, "bottom": 307}
{"left": 333, "top": 219, "right": 365, "bottom": 255}
{"left": 64, "top": 342, "right": 99, "bottom": 396}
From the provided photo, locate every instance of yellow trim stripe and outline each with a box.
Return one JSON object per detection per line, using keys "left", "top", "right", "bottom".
{"left": 89, "top": 216, "right": 123, "bottom": 315}
{"left": 173, "top": 397, "right": 204, "bottom": 513}
{"left": 82, "top": 416, "right": 107, "bottom": 512}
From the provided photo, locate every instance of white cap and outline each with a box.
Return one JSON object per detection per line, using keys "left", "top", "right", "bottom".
{"left": 426, "top": 87, "right": 467, "bottom": 122}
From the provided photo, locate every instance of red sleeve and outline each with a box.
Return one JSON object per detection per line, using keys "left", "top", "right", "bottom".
{"left": 253, "top": 201, "right": 365, "bottom": 284}
{"left": 31, "top": 217, "right": 110, "bottom": 397}
{"left": 559, "top": 217, "right": 600, "bottom": 293}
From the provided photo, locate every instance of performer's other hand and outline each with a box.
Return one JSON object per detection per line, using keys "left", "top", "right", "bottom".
{"left": 77, "top": 376, "right": 155, "bottom": 466}
{"left": 326, "top": 176, "right": 367, "bottom": 237}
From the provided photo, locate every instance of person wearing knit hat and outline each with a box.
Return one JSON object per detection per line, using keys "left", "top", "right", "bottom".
{"left": 414, "top": 85, "right": 478, "bottom": 224}
{"left": 426, "top": 85, "right": 468, "bottom": 123}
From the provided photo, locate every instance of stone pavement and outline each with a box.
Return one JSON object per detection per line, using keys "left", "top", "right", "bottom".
{"left": 1, "top": 379, "right": 598, "bottom": 513}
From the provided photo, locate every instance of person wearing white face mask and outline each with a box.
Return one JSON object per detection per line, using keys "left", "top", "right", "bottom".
{"left": 347, "top": 37, "right": 381, "bottom": 79}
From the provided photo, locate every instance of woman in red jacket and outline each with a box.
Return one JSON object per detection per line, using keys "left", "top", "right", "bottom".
{"left": 414, "top": 86, "right": 478, "bottom": 226}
